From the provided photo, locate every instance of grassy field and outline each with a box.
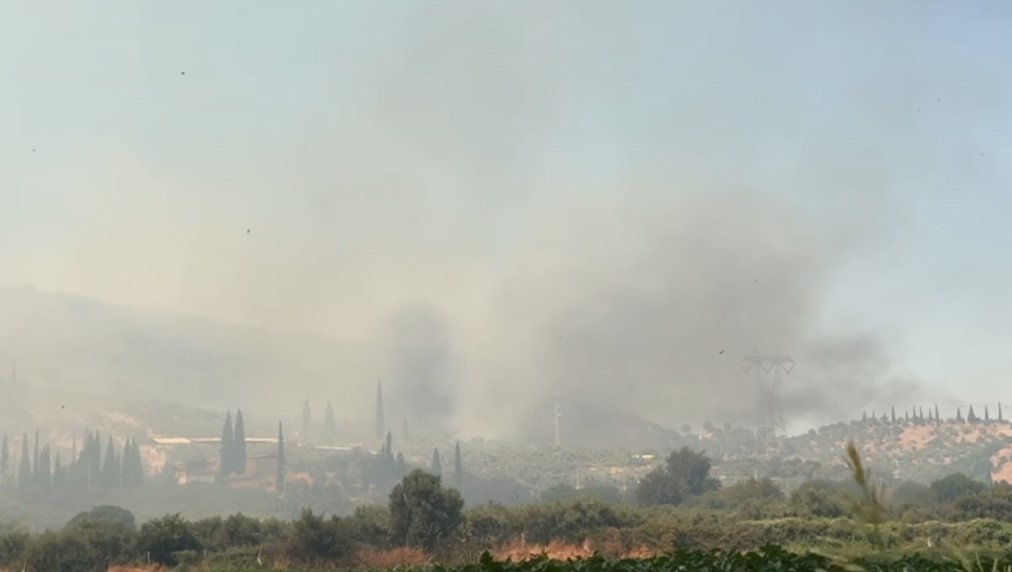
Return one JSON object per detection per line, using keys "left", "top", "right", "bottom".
{"left": 154, "top": 548, "right": 1012, "bottom": 572}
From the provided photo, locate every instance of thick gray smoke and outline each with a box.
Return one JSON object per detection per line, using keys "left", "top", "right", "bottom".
{"left": 9, "top": 2, "right": 983, "bottom": 442}
{"left": 384, "top": 303, "right": 456, "bottom": 434}
{"left": 451, "top": 189, "right": 916, "bottom": 440}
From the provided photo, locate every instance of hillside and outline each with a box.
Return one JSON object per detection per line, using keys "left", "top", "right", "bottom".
{"left": 693, "top": 417, "right": 1012, "bottom": 490}
{"left": 0, "top": 285, "right": 375, "bottom": 434}
{"left": 457, "top": 415, "right": 1012, "bottom": 497}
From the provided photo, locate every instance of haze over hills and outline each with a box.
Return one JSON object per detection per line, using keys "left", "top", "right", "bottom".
{"left": 0, "top": 283, "right": 932, "bottom": 440}
{"left": 0, "top": 283, "right": 1002, "bottom": 471}
{"left": 0, "top": 284, "right": 377, "bottom": 425}
{"left": 2, "top": 285, "right": 1012, "bottom": 533}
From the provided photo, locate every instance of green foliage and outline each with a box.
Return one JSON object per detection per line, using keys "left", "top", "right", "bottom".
{"left": 0, "top": 525, "right": 30, "bottom": 567}
{"left": 63, "top": 505, "right": 137, "bottom": 570}
{"left": 723, "top": 477, "right": 785, "bottom": 505}
{"left": 635, "top": 447, "right": 719, "bottom": 506}
{"left": 514, "top": 500, "right": 642, "bottom": 544}
{"left": 931, "top": 473, "right": 987, "bottom": 504}
{"left": 389, "top": 469, "right": 464, "bottom": 550}
{"left": 285, "top": 509, "right": 353, "bottom": 563}
{"left": 66, "top": 505, "right": 137, "bottom": 532}
{"left": 24, "top": 530, "right": 96, "bottom": 572}
{"left": 892, "top": 480, "right": 933, "bottom": 508}
{"left": 136, "top": 513, "right": 202, "bottom": 566}
{"left": 347, "top": 505, "right": 392, "bottom": 547}
{"left": 790, "top": 479, "right": 849, "bottom": 518}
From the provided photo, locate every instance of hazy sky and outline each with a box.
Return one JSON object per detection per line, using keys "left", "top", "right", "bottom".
{"left": 3, "top": 1, "right": 1012, "bottom": 430}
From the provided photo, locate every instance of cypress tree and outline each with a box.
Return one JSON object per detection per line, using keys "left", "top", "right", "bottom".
{"left": 132, "top": 439, "right": 140, "bottom": 485}
{"left": 120, "top": 438, "right": 130, "bottom": 485}
{"left": 92, "top": 431, "right": 102, "bottom": 487}
{"left": 130, "top": 439, "right": 144, "bottom": 486}
{"left": 956, "top": 407, "right": 964, "bottom": 423}
{"left": 431, "top": 447, "right": 442, "bottom": 476}
{"left": 101, "top": 437, "right": 119, "bottom": 487}
{"left": 1, "top": 435, "right": 8, "bottom": 486}
{"left": 220, "top": 411, "right": 234, "bottom": 478}
{"left": 986, "top": 406, "right": 990, "bottom": 422}
{"left": 135, "top": 439, "right": 144, "bottom": 484}
{"left": 53, "top": 454, "right": 63, "bottom": 489}
{"left": 234, "top": 409, "right": 248, "bottom": 475}
{"left": 17, "top": 434, "right": 30, "bottom": 492}
{"left": 891, "top": 406, "right": 896, "bottom": 423}
{"left": 968, "top": 406, "right": 978, "bottom": 423}
{"left": 276, "top": 421, "right": 285, "bottom": 495}
{"left": 32, "top": 429, "right": 39, "bottom": 481}
{"left": 904, "top": 410, "right": 909, "bottom": 422}
{"left": 1001, "top": 402, "right": 1005, "bottom": 422}
{"left": 324, "top": 400, "right": 336, "bottom": 444}
{"left": 120, "top": 439, "right": 130, "bottom": 486}
{"left": 301, "top": 399, "right": 311, "bottom": 444}
{"left": 134, "top": 439, "right": 144, "bottom": 485}
{"left": 88, "top": 431, "right": 102, "bottom": 488}
{"left": 121, "top": 439, "right": 143, "bottom": 487}
{"left": 935, "top": 403, "right": 940, "bottom": 422}
{"left": 453, "top": 441, "right": 463, "bottom": 486}
{"left": 37, "top": 445, "right": 50, "bottom": 489}
{"left": 375, "top": 381, "right": 385, "bottom": 439}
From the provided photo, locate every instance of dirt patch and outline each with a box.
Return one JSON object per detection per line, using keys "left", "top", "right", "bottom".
{"left": 103, "top": 412, "right": 157, "bottom": 438}
{"left": 992, "top": 444, "right": 1012, "bottom": 484}
{"left": 899, "top": 426, "right": 936, "bottom": 451}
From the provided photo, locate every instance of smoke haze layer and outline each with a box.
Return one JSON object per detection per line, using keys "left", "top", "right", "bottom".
{"left": 6, "top": 2, "right": 1009, "bottom": 439}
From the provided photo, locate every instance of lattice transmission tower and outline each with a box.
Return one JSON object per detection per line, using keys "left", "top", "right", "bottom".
{"left": 740, "top": 349, "right": 794, "bottom": 452}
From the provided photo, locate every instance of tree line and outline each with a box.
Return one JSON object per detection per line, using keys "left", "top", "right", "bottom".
{"left": 217, "top": 410, "right": 287, "bottom": 494}
{"left": 0, "top": 430, "right": 143, "bottom": 495}
{"left": 3, "top": 459, "right": 1012, "bottom": 570}
{"left": 860, "top": 402, "right": 1006, "bottom": 425}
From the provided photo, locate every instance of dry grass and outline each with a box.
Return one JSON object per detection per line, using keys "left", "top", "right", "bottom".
{"left": 493, "top": 536, "right": 657, "bottom": 561}
{"left": 354, "top": 546, "right": 429, "bottom": 568}
{"left": 845, "top": 441, "right": 887, "bottom": 527}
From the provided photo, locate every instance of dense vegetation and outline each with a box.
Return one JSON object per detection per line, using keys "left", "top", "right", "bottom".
{"left": 7, "top": 448, "right": 1012, "bottom": 571}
